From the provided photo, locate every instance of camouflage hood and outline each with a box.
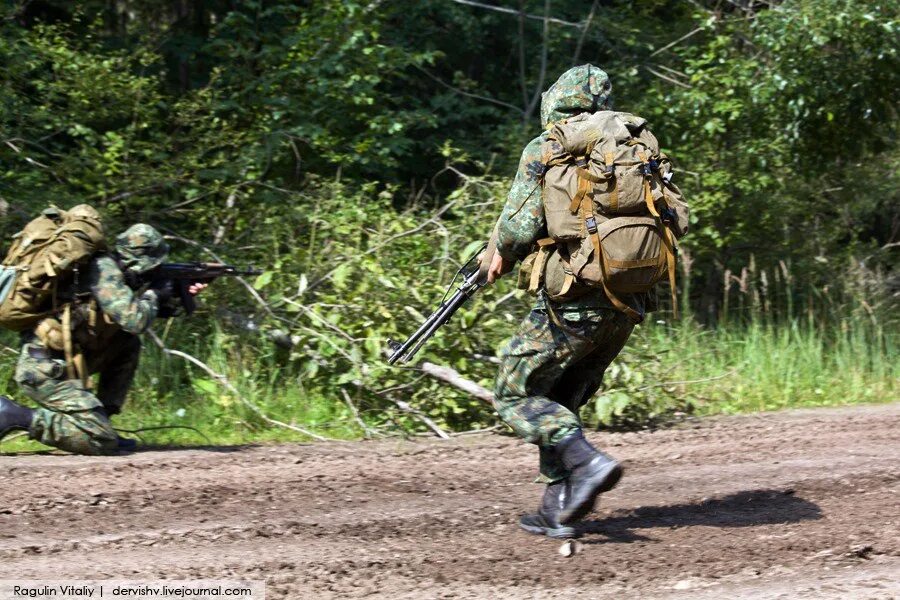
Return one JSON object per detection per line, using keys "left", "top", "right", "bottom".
{"left": 114, "top": 224, "right": 169, "bottom": 274}
{"left": 540, "top": 64, "right": 612, "bottom": 128}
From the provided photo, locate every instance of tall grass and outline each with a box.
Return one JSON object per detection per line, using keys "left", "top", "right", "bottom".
{"left": 1, "top": 312, "right": 895, "bottom": 453}
{"left": 645, "top": 317, "right": 894, "bottom": 413}
{"left": 584, "top": 253, "right": 897, "bottom": 428}
{"left": 0, "top": 206, "right": 895, "bottom": 450}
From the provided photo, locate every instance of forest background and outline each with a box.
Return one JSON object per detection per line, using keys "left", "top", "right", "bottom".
{"left": 0, "top": 0, "right": 897, "bottom": 447}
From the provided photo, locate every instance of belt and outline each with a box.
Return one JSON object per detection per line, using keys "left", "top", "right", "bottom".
{"left": 27, "top": 346, "right": 62, "bottom": 360}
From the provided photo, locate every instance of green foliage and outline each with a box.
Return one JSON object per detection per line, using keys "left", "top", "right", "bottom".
{"left": 0, "top": 0, "right": 897, "bottom": 444}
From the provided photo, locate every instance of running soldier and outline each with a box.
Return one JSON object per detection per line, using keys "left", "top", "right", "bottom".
{"left": 484, "top": 65, "right": 660, "bottom": 538}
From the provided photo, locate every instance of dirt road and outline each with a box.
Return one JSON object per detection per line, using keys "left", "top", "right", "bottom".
{"left": 1, "top": 403, "right": 898, "bottom": 599}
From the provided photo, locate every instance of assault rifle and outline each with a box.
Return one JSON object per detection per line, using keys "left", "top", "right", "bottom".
{"left": 156, "top": 262, "right": 263, "bottom": 315}
{"left": 386, "top": 236, "right": 496, "bottom": 365}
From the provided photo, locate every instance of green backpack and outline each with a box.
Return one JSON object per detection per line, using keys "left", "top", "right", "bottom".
{"left": 529, "top": 110, "right": 689, "bottom": 321}
{"left": 0, "top": 205, "right": 107, "bottom": 332}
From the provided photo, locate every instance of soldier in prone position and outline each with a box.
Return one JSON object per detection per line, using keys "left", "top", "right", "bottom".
{"left": 0, "top": 225, "right": 205, "bottom": 455}
{"left": 484, "top": 65, "right": 655, "bottom": 538}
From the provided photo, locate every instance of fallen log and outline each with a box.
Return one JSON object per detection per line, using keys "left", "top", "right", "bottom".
{"left": 420, "top": 362, "right": 494, "bottom": 405}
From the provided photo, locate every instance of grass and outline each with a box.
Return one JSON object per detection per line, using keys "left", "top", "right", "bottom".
{"left": 1, "top": 304, "right": 897, "bottom": 453}
{"left": 641, "top": 316, "right": 896, "bottom": 416}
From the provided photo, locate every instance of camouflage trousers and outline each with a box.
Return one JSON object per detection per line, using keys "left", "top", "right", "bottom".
{"left": 15, "top": 331, "right": 142, "bottom": 455}
{"left": 492, "top": 307, "right": 633, "bottom": 482}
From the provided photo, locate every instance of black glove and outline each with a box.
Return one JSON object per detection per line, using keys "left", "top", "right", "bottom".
{"left": 148, "top": 277, "right": 175, "bottom": 305}
{"left": 156, "top": 299, "right": 180, "bottom": 319}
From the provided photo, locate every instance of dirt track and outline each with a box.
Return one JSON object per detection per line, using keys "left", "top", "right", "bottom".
{"left": 1, "top": 403, "right": 898, "bottom": 599}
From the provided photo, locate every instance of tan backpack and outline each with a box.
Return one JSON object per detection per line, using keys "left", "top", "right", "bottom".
{"left": 529, "top": 111, "right": 689, "bottom": 321}
{"left": 0, "top": 205, "right": 107, "bottom": 332}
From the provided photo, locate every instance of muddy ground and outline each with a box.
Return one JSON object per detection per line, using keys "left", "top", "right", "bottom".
{"left": 1, "top": 403, "right": 898, "bottom": 599}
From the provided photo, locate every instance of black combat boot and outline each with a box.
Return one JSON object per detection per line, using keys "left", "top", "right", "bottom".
{"left": 556, "top": 430, "right": 623, "bottom": 524}
{"left": 0, "top": 396, "right": 35, "bottom": 440}
{"left": 518, "top": 480, "right": 577, "bottom": 539}
{"left": 116, "top": 436, "right": 138, "bottom": 452}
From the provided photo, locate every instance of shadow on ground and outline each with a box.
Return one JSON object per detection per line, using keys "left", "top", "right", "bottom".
{"left": 579, "top": 489, "right": 822, "bottom": 543}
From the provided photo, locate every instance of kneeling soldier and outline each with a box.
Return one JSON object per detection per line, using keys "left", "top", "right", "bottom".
{"left": 0, "top": 224, "right": 203, "bottom": 455}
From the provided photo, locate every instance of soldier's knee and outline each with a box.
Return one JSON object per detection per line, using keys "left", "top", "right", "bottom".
{"left": 493, "top": 356, "right": 527, "bottom": 402}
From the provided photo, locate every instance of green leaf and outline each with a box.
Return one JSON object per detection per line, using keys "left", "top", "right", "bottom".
{"left": 253, "top": 271, "right": 274, "bottom": 290}
{"left": 192, "top": 378, "right": 219, "bottom": 397}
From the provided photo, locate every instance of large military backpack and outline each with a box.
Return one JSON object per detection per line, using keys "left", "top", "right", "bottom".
{"left": 529, "top": 110, "right": 689, "bottom": 321}
{"left": 0, "top": 205, "right": 107, "bottom": 332}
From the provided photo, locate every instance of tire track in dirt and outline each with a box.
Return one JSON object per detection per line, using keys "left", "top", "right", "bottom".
{"left": 1, "top": 403, "right": 898, "bottom": 598}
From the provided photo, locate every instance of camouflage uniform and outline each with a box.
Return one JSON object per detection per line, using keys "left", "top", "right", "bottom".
{"left": 492, "top": 65, "right": 644, "bottom": 482}
{"left": 15, "top": 225, "right": 167, "bottom": 455}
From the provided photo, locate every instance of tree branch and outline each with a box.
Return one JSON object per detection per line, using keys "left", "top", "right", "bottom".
{"left": 524, "top": 0, "right": 552, "bottom": 122}
{"left": 649, "top": 26, "right": 705, "bottom": 57}
{"left": 447, "top": 0, "right": 582, "bottom": 28}
{"left": 387, "top": 396, "right": 451, "bottom": 439}
{"left": 340, "top": 388, "right": 379, "bottom": 439}
{"left": 307, "top": 199, "right": 459, "bottom": 291}
{"left": 517, "top": 0, "right": 528, "bottom": 109}
{"left": 572, "top": 0, "right": 600, "bottom": 64}
{"left": 644, "top": 65, "right": 693, "bottom": 89}
{"left": 420, "top": 361, "right": 494, "bottom": 405}
{"left": 146, "top": 331, "right": 336, "bottom": 442}
{"left": 414, "top": 65, "right": 525, "bottom": 114}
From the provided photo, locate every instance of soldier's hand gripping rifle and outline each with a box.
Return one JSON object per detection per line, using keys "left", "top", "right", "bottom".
{"left": 155, "top": 262, "right": 263, "bottom": 315}
{"left": 386, "top": 235, "right": 498, "bottom": 365}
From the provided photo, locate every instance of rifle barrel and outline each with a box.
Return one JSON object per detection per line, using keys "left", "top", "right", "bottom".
{"left": 158, "top": 263, "right": 262, "bottom": 278}
{"left": 399, "top": 289, "right": 468, "bottom": 363}
{"left": 388, "top": 289, "right": 459, "bottom": 364}
{"left": 386, "top": 270, "right": 482, "bottom": 365}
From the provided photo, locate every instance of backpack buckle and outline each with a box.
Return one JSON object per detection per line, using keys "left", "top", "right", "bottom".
{"left": 585, "top": 216, "right": 598, "bottom": 234}
{"left": 660, "top": 207, "right": 677, "bottom": 225}
{"left": 638, "top": 163, "right": 653, "bottom": 177}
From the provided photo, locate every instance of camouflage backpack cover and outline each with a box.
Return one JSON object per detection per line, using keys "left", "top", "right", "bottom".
{"left": 536, "top": 110, "right": 690, "bottom": 320}
{"left": 0, "top": 205, "right": 107, "bottom": 331}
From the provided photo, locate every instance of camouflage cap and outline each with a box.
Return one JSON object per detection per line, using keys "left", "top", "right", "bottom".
{"left": 540, "top": 64, "right": 612, "bottom": 128}
{"left": 114, "top": 224, "right": 169, "bottom": 274}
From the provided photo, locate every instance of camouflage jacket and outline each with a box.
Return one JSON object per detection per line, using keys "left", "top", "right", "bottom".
{"left": 72, "top": 254, "right": 159, "bottom": 350}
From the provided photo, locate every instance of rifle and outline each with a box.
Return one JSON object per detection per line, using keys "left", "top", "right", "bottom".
{"left": 156, "top": 262, "right": 263, "bottom": 315}
{"left": 386, "top": 234, "right": 498, "bottom": 365}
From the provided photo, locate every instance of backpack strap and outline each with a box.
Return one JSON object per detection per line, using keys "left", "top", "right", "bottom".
{"left": 570, "top": 167, "right": 593, "bottom": 215}
{"left": 601, "top": 280, "right": 643, "bottom": 324}
{"left": 557, "top": 256, "right": 576, "bottom": 298}
{"left": 571, "top": 152, "right": 616, "bottom": 215}
{"left": 637, "top": 150, "right": 680, "bottom": 316}
{"left": 604, "top": 152, "right": 618, "bottom": 212}
{"left": 637, "top": 151, "right": 660, "bottom": 218}
{"left": 662, "top": 224, "right": 678, "bottom": 318}
{"left": 61, "top": 304, "right": 76, "bottom": 381}
{"left": 61, "top": 303, "right": 90, "bottom": 388}
{"left": 595, "top": 243, "right": 645, "bottom": 324}
{"left": 528, "top": 238, "right": 557, "bottom": 294}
